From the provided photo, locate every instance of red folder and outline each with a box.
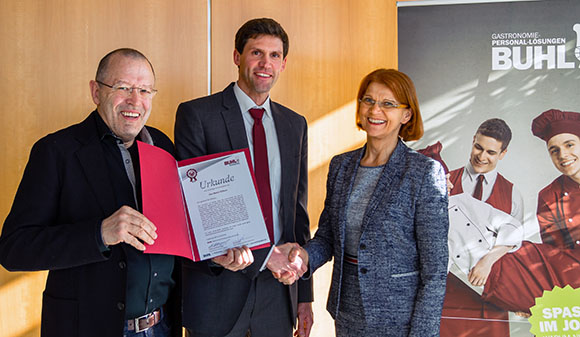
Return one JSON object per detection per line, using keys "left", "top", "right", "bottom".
{"left": 138, "top": 141, "right": 270, "bottom": 261}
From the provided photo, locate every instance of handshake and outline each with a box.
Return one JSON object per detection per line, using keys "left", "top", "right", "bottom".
{"left": 211, "top": 242, "right": 309, "bottom": 285}
{"left": 267, "top": 243, "right": 309, "bottom": 285}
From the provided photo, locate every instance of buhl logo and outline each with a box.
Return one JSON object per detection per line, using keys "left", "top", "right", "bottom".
{"left": 224, "top": 159, "right": 240, "bottom": 166}
{"left": 491, "top": 23, "right": 580, "bottom": 70}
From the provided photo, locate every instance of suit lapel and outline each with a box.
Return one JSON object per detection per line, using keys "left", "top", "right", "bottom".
{"left": 360, "top": 140, "right": 406, "bottom": 232}
{"left": 337, "top": 148, "right": 364, "bottom": 247}
{"left": 74, "top": 113, "right": 117, "bottom": 217}
{"left": 271, "top": 103, "right": 293, "bottom": 239}
{"left": 221, "top": 84, "right": 249, "bottom": 150}
{"left": 271, "top": 103, "right": 292, "bottom": 191}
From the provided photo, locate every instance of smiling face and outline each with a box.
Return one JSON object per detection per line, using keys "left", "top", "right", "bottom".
{"left": 234, "top": 34, "right": 286, "bottom": 105}
{"left": 469, "top": 133, "right": 507, "bottom": 173}
{"left": 547, "top": 133, "right": 580, "bottom": 183}
{"left": 357, "top": 81, "right": 411, "bottom": 142}
{"left": 90, "top": 54, "right": 155, "bottom": 148}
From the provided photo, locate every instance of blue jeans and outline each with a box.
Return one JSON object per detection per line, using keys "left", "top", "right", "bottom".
{"left": 123, "top": 309, "right": 171, "bottom": 337}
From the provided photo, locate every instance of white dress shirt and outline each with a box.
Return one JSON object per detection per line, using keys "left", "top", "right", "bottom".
{"left": 233, "top": 83, "right": 283, "bottom": 245}
{"left": 462, "top": 162, "right": 524, "bottom": 222}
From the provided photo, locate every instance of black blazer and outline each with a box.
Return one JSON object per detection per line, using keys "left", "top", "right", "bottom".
{"left": 174, "top": 83, "right": 312, "bottom": 335}
{"left": 0, "top": 111, "right": 181, "bottom": 337}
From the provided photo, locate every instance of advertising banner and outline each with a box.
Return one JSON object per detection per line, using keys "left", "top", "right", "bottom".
{"left": 398, "top": 0, "right": 580, "bottom": 336}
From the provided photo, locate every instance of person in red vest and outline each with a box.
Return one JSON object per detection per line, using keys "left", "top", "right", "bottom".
{"left": 446, "top": 192, "right": 580, "bottom": 316}
{"left": 419, "top": 141, "right": 580, "bottom": 325}
{"left": 447, "top": 118, "right": 523, "bottom": 221}
{"left": 441, "top": 118, "right": 522, "bottom": 337}
{"left": 533, "top": 109, "right": 580, "bottom": 250}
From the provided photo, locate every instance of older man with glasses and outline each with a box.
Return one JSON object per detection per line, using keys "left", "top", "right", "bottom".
{"left": 0, "top": 48, "right": 181, "bottom": 337}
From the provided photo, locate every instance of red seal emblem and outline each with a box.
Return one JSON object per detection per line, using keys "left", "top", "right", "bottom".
{"left": 186, "top": 168, "right": 197, "bottom": 182}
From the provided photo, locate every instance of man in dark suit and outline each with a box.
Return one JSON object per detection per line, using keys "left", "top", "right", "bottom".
{"left": 0, "top": 48, "right": 181, "bottom": 337}
{"left": 174, "top": 18, "right": 313, "bottom": 337}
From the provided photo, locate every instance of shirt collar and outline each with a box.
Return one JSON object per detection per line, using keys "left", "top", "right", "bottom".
{"left": 233, "top": 82, "right": 272, "bottom": 119}
{"left": 465, "top": 160, "right": 497, "bottom": 183}
{"left": 94, "top": 110, "right": 153, "bottom": 146}
{"left": 562, "top": 175, "right": 580, "bottom": 190}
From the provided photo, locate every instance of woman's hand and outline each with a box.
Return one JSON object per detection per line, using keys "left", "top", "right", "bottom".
{"left": 270, "top": 244, "right": 309, "bottom": 285}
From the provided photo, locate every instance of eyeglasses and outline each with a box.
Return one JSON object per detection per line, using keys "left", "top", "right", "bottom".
{"left": 96, "top": 80, "right": 157, "bottom": 98}
{"left": 359, "top": 97, "right": 408, "bottom": 110}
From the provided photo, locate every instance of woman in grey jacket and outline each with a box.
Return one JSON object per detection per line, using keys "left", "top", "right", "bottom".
{"left": 283, "top": 69, "right": 449, "bottom": 336}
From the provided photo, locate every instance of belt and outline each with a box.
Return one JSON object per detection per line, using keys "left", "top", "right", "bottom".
{"left": 344, "top": 254, "right": 358, "bottom": 265}
{"left": 127, "top": 308, "right": 162, "bottom": 333}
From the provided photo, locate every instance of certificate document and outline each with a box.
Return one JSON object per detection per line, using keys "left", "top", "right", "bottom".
{"left": 137, "top": 141, "right": 270, "bottom": 261}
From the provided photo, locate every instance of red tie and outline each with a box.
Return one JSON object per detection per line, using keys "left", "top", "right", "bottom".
{"left": 473, "top": 175, "right": 485, "bottom": 200}
{"left": 249, "top": 108, "right": 274, "bottom": 243}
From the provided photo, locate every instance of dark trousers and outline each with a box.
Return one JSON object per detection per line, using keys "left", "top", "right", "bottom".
{"left": 186, "top": 271, "right": 293, "bottom": 337}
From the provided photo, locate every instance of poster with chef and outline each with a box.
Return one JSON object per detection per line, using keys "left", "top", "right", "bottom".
{"left": 398, "top": 0, "right": 580, "bottom": 336}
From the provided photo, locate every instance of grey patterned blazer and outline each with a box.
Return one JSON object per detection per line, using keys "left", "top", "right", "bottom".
{"left": 304, "top": 140, "right": 449, "bottom": 336}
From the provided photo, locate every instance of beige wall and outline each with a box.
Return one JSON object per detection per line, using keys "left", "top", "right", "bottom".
{"left": 0, "top": 1, "right": 400, "bottom": 336}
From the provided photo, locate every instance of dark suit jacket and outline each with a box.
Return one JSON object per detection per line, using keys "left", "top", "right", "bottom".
{"left": 304, "top": 141, "right": 449, "bottom": 336}
{"left": 0, "top": 111, "right": 181, "bottom": 337}
{"left": 174, "top": 83, "right": 312, "bottom": 335}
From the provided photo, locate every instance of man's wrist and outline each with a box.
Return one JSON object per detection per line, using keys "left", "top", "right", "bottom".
{"left": 96, "top": 221, "right": 110, "bottom": 253}
{"left": 260, "top": 245, "right": 275, "bottom": 271}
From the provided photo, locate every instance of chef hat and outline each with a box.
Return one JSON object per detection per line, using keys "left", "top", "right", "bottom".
{"left": 532, "top": 109, "right": 580, "bottom": 142}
